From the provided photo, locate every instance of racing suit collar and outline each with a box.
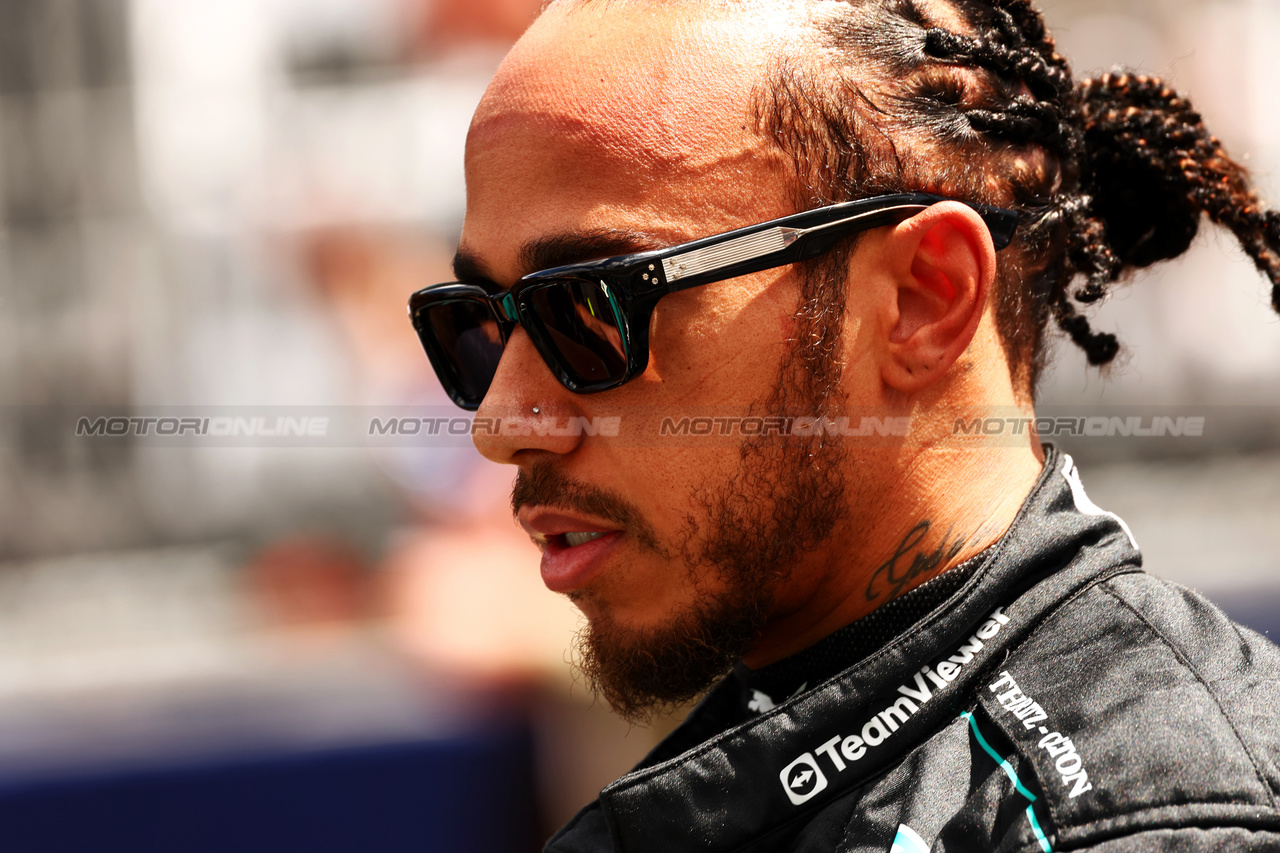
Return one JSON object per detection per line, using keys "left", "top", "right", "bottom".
{"left": 548, "top": 446, "right": 1143, "bottom": 853}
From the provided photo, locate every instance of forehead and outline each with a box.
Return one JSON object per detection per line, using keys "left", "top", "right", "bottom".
{"left": 471, "top": 3, "right": 784, "bottom": 169}
{"left": 461, "top": 1, "right": 805, "bottom": 275}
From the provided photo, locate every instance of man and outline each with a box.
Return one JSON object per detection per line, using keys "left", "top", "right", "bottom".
{"left": 409, "top": 0, "right": 1280, "bottom": 848}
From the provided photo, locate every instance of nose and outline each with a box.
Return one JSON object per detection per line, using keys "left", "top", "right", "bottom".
{"left": 472, "top": 327, "right": 585, "bottom": 464}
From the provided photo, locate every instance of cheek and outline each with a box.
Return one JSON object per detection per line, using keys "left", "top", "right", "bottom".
{"left": 595, "top": 446, "right": 755, "bottom": 617}
{"left": 642, "top": 273, "right": 799, "bottom": 398}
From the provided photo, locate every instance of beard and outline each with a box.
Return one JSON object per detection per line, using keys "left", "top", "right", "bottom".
{"left": 511, "top": 258, "right": 853, "bottom": 723}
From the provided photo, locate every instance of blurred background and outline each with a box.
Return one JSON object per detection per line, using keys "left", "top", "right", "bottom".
{"left": 0, "top": 0, "right": 1276, "bottom": 849}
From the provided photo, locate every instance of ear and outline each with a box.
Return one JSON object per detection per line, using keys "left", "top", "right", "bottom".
{"left": 879, "top": 201, "right": 997, "bottom": 395}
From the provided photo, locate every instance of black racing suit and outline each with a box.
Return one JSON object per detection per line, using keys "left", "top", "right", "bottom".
{"left": 546, "top": 447, "right": 1280, "bottom": 851}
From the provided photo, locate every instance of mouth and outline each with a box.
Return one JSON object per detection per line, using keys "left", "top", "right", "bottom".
{"left": 518, "top": 510, "right": 624, "bottom": 593}
{"left": 531, "top": 530, "right": 611, "bottom": 550}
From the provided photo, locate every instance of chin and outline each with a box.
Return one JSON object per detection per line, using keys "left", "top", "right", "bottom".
{"left": 567, "top": 591, "right": 602, "bottom": 621}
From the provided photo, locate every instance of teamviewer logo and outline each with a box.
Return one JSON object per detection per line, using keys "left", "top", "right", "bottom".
{"left": 779, "top": 752, "right": 828, "bottom": 806}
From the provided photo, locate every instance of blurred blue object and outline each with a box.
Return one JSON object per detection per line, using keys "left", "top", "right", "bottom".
{"left": 0, "top": 722, "right": 536, "bottom": 853}
{"left": 1218, "top": 598, "right": 1280, "bottom": 645}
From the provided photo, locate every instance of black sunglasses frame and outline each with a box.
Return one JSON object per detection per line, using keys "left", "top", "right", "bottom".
{"left": 409, "top": 192, "right": 1019, "bottom": 410}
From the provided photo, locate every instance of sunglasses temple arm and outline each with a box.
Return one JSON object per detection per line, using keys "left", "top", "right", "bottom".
{"left": 788, "top": 203, "right": 1019, "bottom": 254}
{"left": 661, "top": 203, "right": 1019, "bottom": 292}
{"left": 660, "top": 205, "right": 920, "bottom": 292}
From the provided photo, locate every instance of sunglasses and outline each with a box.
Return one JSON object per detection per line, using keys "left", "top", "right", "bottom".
{"left": 409, "top": 192, "right": 1019, "bottom": 410}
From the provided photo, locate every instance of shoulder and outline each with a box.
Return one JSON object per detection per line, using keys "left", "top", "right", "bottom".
{"left": 976, "top": 571, "right": 1280, "bottom": 846}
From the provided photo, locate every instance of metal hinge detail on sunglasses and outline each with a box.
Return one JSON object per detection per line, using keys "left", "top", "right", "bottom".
{"left": 662, "top": 228, "right": 801, "bottom": 283}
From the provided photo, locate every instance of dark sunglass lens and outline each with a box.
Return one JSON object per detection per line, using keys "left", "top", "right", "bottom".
{"left": 525, "top": 281, "right": 627, "bottom": 385}
{"left": 417, "top": 300, "right": 504, "bottom": 406}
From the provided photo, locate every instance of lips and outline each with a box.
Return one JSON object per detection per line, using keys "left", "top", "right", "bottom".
{"left": 518, "top": 509, "right": 624, "bottom": 592}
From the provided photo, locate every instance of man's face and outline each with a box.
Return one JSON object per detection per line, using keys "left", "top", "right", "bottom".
{"left": 461, "top": 1, "right": 870, "bottom": 717}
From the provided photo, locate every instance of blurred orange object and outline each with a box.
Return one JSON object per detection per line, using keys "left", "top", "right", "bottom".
{"left": 404, "top": 0, "right": 544, "bottom": 54}
{"left": 245, "top": 536, "right": 376, "bottom": 632}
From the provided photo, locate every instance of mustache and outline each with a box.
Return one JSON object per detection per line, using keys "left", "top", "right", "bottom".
{"left": 511, "top": 461, "right": 661, "bottom": 553}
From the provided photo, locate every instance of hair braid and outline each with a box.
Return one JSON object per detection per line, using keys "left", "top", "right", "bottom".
{"left": 965, "top": 96, "right": 1064, "bottom": 147}
{"left": 922, "top": 27, "right": 1067, "bottom": 102}
{"left": 983, "top": 0, "right": 1083, "bottom": 162}
{"left": 1077, "top": 73, "right": 1280, "bottom": 313}
{"left": 1052, "top": 297, "right": 1120, "bottom": 366}
{"left": 1268, "top": 211, "right": 1280, "bottom": 313}
{"left": 764, "top": 0, "right": 1280, "bottom": 390}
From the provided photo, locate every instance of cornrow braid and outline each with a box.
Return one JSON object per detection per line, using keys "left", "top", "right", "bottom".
{"left": 964, "top": 96, "right": 1062, "bottom": 147}
{"left": 759, "top": 0, "right": 1280, "bottom": 390}
{"left": 922, "top": 26, "right": 1070, "bottom": 103}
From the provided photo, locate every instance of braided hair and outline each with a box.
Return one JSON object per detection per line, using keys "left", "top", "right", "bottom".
{"left": 758, "top": 0, "right": 1280, "bottom": 392}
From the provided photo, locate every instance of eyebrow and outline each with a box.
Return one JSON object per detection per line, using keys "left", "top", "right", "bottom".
{"left": 452, "top": 228, "right": 668, "bottom": 286}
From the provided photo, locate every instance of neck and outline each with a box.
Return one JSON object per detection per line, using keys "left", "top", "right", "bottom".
{"left": 741, "top": 436, "right": 1045, "bottom": 669}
